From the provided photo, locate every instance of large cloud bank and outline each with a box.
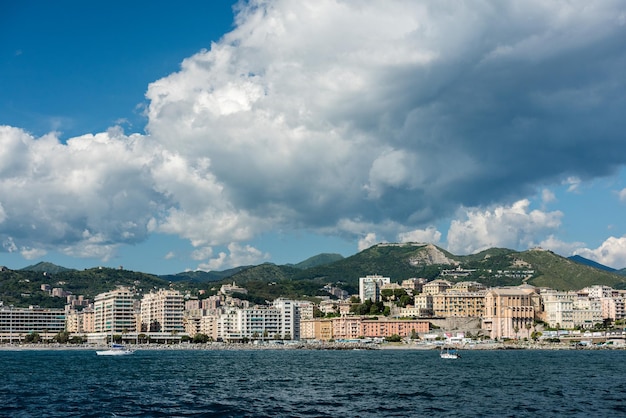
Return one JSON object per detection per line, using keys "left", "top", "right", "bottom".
{"left": 1, "top": 0, "right": 625, "bottom": 268}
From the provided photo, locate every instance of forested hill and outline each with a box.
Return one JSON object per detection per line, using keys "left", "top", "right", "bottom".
{"left": 2, "top": 243, "right": 625, "bottom": 308}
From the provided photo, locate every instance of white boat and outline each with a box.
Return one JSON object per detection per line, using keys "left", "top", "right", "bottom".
{"left": 440, "top": 345, "right": 460, "bottom": 359}
{"left": 96, "top": 343, "right": 134, "bottom": 356}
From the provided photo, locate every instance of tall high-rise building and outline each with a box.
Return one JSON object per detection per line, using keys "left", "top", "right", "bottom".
{"left": 140, "top": 289, "right": 184, "bottom": 333}
{"left": 359, "top": 275, "right": 391, "bottom": 303}
{"left": 93, "top": 287, "right": 137, "bottom": 333}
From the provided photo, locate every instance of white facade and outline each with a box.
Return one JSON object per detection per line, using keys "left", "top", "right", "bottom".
{"left": 93, "top": 287, "right": 137, "bottom": 333}
{"left": 0, "top": 306, "right": 66, "bottom": 342}
{"left": 541, "top": 290, "right": 604, "bottom": 329}
{"left": 571, "top": 298, "right": 603, "bottom": 329}
{"left": 582, "top": 285, "right": 615, "bottom": 299}
{"left": 541, "top": 290, "right": 575, "bottom": 329}
{"left": 359, "top": 275, "right": 391, "bottom": 302}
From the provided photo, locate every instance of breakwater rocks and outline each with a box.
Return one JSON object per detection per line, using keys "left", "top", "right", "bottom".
{"left": 131, "top": 342, "right": 379, "bottom": 351}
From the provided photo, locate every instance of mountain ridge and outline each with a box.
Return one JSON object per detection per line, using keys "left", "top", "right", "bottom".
{"left": 3, "top": 244, "right": 626, "bottom": 308}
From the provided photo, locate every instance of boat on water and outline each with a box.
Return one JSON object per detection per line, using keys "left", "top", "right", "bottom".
{"left": 440, "top": 345, "right": 460, "bottom": 359}
{"left": 96, "top": 343, "right": 134, "bottom": 356}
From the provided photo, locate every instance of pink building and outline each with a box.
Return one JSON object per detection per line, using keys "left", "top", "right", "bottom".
{"left": 361, "top": 319, "right": 429, "bottom": 338}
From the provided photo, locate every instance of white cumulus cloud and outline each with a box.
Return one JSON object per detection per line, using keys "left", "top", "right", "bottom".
{"left": 573, "top": 236, "right": 626, "bottom": 270}
{"left": 398, "top": 227, "right": 442, "bottom": 245}
{"left": 197, "top": 243, "right": 269, "bottom": 271}
{"left": 447, "top": 200, "right": 563, "bottom": 255}
{"left": 2, "top": 0, "right": 626, "bottom": 268}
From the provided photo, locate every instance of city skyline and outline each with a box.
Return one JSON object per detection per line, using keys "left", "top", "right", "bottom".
{"left": 1, "top": 1, "right": 625, "bottom": 274}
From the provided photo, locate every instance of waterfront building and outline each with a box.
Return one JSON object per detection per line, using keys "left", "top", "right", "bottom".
{"left": 332, "top": 316, "right": 362, "bottom": 339}
{"left": 140, "top": 289, "right": 185, "bottom": 333}
{"left": 482, "top": 287, "right": 536, "bottom": 339}
{"left": 65, "top": 306, "right": 94, "bottom": 333}
{"left": 601, "top": 296, "right": 625, "bottom": 321}
{"left": 359, "top": 275, "right": 391, "bottom": 302}
{"left": 360, "top": 319, "right": 429, "bottom": 338}
{"left": 93, "top": 287, "right": 137, "bottom": 333}
{"left": 299, "top": 318, "right": 317, "bottom": 340}
{"left": 540, "top": 290, "right": 576, "bottom": 329}
{"left": 301, "top": 316, "right": 429, "bottom": 340}
{"left": 199, "top": 314, "right": 219, "bottom": 340}
{"left": 572, "top": 298, "right": 603, "bottom": 329}
{"left": 541, "top": 289, "right": 604, "bottom": 329}
{"left": 432, "top": 290, "right": 486, "bottom": 318}
{"left": 0, "top": 305, "right": 65, "bottom": 342}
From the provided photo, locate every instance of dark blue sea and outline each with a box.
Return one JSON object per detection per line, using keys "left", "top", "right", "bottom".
{"left": 1, "top": 348, "right": 625, "bottom": 417}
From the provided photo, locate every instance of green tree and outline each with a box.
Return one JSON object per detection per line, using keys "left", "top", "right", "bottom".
{"left": 192, "top": 333, "right": 210, "bottom": 343}
{"left": 69, "top": 336, "right": 85, "bottom": 344}
{"left": 54, "top": 331, "right": 70, "bottom": 344}
{"left": 24, "top": 332, "right": 41, "bottom": 343}
{"left": 385, "top": 334, "right": 402, "bottom": 342}
{"left": 398, "top": 294, "right": 413, "bottom": 308}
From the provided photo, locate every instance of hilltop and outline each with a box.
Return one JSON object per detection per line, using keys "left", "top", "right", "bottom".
{"left": 2, "top": 243, "right": 625, "bottom": 307}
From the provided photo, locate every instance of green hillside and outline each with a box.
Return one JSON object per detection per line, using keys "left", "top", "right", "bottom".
{"left": 3, "top": 244, "right": 625, "bottom": 307}
{"left": 21, "top": 261, "right": 75, "bottom": 274}
{"left": 519, "top": 249, "right": 626, "bottom": 290}
{"left": 292, "top": 253, "right": 344, "bottom": 269}
{"left": 288, "top": 243, "right": 457, "bottom": 289}
{"left": 0, "top": 266, "right": 169, "bottom": 308}
{"left": 160, "top": 265, "right": 252, "bottom": 283}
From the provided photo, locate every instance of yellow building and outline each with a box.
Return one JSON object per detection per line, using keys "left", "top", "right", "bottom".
{"left": 432, "top": 291, "right": 486, "bottom": 318}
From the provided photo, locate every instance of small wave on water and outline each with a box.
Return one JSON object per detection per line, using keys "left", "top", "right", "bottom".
{"left": 0, "top": 349, "right": 625, "bottom": 417}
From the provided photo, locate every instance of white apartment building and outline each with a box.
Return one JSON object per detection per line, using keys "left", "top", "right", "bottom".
{"left": 206, "top": 299, "right": 310, "bottom": 342}
{"left": 541, "top": 290, "right": 604, "bottom": 329}
{"left": 572, "top": 298, "right": 603, "bottom": 329}
{"left": 359, "top": 275, "right": 391, "bottom": 303}
{"left": 0, "top": 305, "right": 66, "bottom": 342}
{"left": 140, "top": 289, "right": 184, "bottom": 333}
{"left": 582, "top": 285, "right": 615, "bottom": 299}
{"left": 541, "top": 290, "right": 575, "bottom": 329}
{"left": 93, "top": 287, "right": 137, "bottom": 333}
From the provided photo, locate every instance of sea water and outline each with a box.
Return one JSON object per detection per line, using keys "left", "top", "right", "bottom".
{"left": 1, "top": 348, "right": 625, "bottom": 417}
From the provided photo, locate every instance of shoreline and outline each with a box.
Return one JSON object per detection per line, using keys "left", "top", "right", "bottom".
{"left": 0, "top": 341, "right": 623, "bottom": 351}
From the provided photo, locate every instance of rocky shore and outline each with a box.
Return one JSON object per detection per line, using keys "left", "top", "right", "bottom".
{"left": 1, "top": 340, "right": 624, "bottom": 351}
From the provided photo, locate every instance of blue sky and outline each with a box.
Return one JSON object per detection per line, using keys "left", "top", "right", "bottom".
{"left": 1, "top": 1, "right": 626, "bottom": 274}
